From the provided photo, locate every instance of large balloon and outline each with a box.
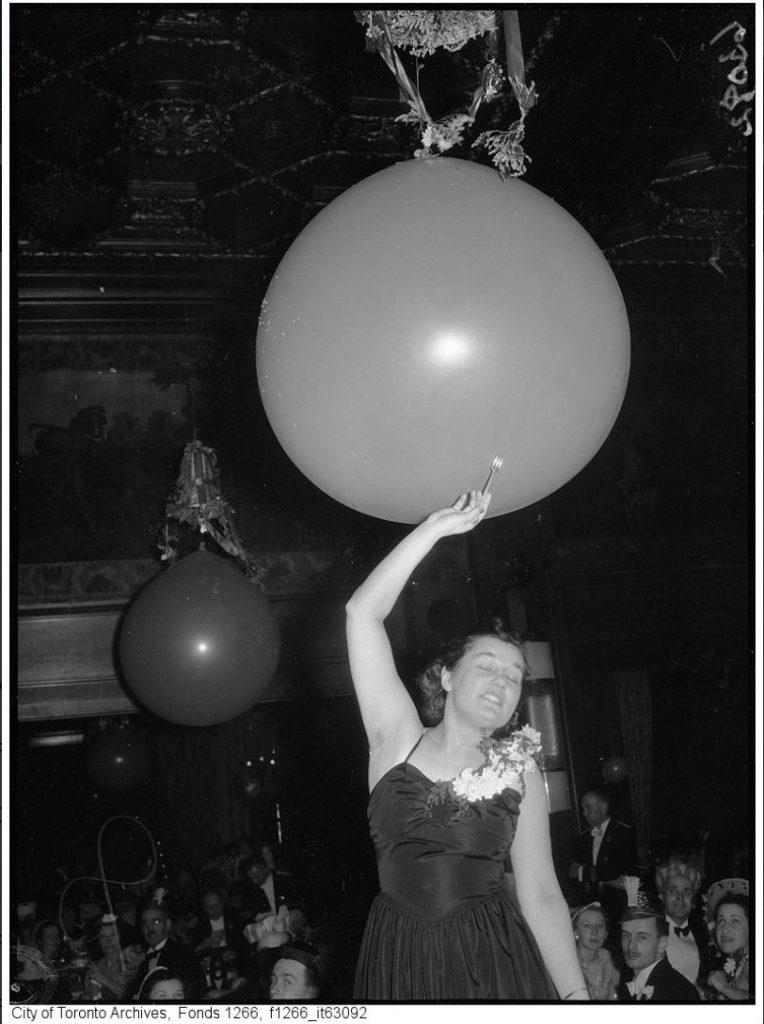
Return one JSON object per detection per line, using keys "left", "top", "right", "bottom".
{"left": 118, "top": 550, "right": 280, "bottom": 726}
{"left": 257, "top": 157, "right": 630, "bottom": 523}
{"left": 86, "top": 726, "right": 151, "bottom": 791}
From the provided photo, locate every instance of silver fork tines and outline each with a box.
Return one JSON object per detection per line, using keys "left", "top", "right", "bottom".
{"left": 481, "top": 455, "right": 504, "bottom": 495}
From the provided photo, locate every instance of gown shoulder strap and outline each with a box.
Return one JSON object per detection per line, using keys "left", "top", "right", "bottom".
{"left": 403, "top": 732, "right": 425, "bottom": 764}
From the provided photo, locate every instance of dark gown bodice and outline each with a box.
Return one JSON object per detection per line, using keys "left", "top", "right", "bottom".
{"left": 353, "top": 751, "right": 558, "bottom": 1001}
{"left": 369, "top": 761, "right": 517, "bottom": 919}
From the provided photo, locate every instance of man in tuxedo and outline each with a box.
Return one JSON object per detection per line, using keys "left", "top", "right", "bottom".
{"left": 125, "top": 901, "right": 205, "bottom": 1001}
{"left": 568, "top": 788, "right": 637, "bottom": 928}
{"left": 241, "top": 848, "right": 300, "bottom": 917}
{"left": 191, "top": 886, "right": 247, "bottom": 954}
{"left": 654, "top": 859, "right": 712, "bottom": 988}
{"left": 617, "top": 896, "right": 700, "bottom": 1002}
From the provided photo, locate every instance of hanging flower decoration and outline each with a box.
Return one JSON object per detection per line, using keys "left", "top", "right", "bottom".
{"left": 359, "top": 9, "right": 498, "bottom": 58}
{"left": 425, "top": 725, "right": 541, "bottom": 821}
{"left": 473, "top": 77, "right": 539, "bottom": 178}
{"left": 356, "top": 9, "right": 537, "bottom": 176}
{"left": 159, "top": 439, "right": 264, "bottom": 583}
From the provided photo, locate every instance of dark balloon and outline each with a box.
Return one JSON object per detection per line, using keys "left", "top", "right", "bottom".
{"left": 257, "top": 157, "right": 630, "bottom": 523}
{"left": 118, "top": 550, "right": 281, "bottom": 726}
{"left": 86, "top": 727, "right": 151, "bottom": 791}
{"left": 602, "top": 756, "right": 628, "bottom": 783}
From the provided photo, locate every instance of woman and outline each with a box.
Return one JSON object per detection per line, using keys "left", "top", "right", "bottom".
{"left": 571, "top": 903, "right": 619, "bottom": 1000}
{"left": 705, "top": 893, "right": 751, "bottom": 1001}
{"left": 142, "top": 968, "right": 185, "bottom": 1001}
{"left": 33, "top": 919, "right": 72, "bottom": 1002}
{"left": 34, "top": 919, "right": 66, "bottom": 968}
{"left": 347, "top": 490, "right": 588, "bottom": 1000}
{"left": 86, "top": 916, "right": 145, "bottom": 1001}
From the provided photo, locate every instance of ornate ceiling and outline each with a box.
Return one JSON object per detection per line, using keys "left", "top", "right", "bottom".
{"left": 13, "top": 4, "right": 752, "bottom": 264}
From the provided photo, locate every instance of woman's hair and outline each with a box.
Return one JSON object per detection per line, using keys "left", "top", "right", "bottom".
{"left": 571, "top": 901, "right": 609, "bottom": 931}
{"left": 416, "top": 617, "right": 527, "bottom": 728}
{"left": 237, "top": 852, "right": 267, "bottom": 881}
{"left": 715, "top": 894, "right": 750, "bottom": 924}
{"left": 98, "top": 915, "right": 130, "bottom": 949}
{"left": 33, "top": 919, "right": 63, "bottom": 945}
{"left": 142, "top": 967, "right": 185, "bottom": 1000}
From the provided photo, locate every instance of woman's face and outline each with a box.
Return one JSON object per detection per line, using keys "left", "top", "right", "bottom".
{"left": 123, "top": 945, "right": 145, "bottom": 970}
{"left": 149, "top": 978, "right": 185, "bottom": 1001}
{"left": 575, "top": 909, "right": 608, "bottom": 952}
{"left": 98, "top": 923, "right": 121, "bottom": 955}
{"left": 39, "top": 924, "right": 61, "bottom": 958}
{"left": 715, "top": 902, "right": 749, "bottom": 956}
{"left": 443, "top": 636, "right": 524, "bottom": 731}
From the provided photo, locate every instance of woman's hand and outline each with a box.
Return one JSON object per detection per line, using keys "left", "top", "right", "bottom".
{"left": 425, "top": 490, "right": 491, "bottom": 537}
{"left": 86, "top": 964, "right": 106, "bottom": 985}
{"left": 706, "top": 970, "right": 727, "bottom": 993}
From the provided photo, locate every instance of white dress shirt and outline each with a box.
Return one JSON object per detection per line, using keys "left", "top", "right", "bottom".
{"left": 146, "top": 936, "right": 168, "bottom": 969}
{"left": 665, "top": 917, "right": 700, "bottom": 983}
{"left": 591, "top": 817, "right": 611, "bottom": 866}
{"left": 626, "top": 959, "right": 662, "bottom": 999}
{"left": 208, "top": 914, "right": 226, "bottom": 946}
{"left": 260, "top": 873, "right": 277, "bottom": 913}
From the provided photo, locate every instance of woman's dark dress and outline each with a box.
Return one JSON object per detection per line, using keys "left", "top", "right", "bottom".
{"left": 353, "top": 740, "right": 558, "bottom": 1000}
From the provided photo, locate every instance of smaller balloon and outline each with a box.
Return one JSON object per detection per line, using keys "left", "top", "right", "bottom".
{"left": 602, "top": 756, "right": 628, "bottom": 783}
{"left": 118, "top": 549, "right": 281, "bottom": 727}
{"left": 86, "top": 727, "right": 151, "bottom": 791}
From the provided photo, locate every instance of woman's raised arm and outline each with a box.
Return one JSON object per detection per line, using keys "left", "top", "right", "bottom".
{"left": 346, "top": 491, "right": 490, "bottom": 779}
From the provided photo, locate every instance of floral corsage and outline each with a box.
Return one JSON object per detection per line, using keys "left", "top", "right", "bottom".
{"left": 425, "top": 725, "right": 541, "bottom": 821}
{"left": 722, "top": 951, "right": 748, "bottom": 985}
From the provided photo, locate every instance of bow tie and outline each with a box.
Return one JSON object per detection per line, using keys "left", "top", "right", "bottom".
{"left": 626, "top": 980, "right": 638, "bottom": 998}
{"left": 591, "top": 824, "right": 605, "bottom": 837}
{"left": 674, "top": 924, "right": 690, "bottom": 937}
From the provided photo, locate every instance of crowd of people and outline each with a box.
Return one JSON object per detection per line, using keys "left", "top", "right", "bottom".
{"left": 11, "top": 832, "right": 751, "bottom": 1005}
{"left": 12, "top": 838, "right": 337, "bottom": 1004}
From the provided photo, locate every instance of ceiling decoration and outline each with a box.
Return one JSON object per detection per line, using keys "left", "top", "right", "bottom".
{"left": 15, "top": 5, "right": 409, "bottom": 256}
{"left": 13, "top": 5, "right": 753, "bottom": 270}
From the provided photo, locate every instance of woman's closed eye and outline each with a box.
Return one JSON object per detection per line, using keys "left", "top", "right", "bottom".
{"left": 478, "top": 662, "right": 521, "bottom": 686}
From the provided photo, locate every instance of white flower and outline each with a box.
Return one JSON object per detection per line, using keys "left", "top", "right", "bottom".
{"left": 449, "top": 732, "right": 538, "bottom": 803}
{"left": 519, "top": 725, "right": 542, "bottom": 746}
{"left": 641, "top": 986, "right": 654, "bottom": 1001}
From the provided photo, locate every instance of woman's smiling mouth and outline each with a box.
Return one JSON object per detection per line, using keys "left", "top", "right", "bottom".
{"left": 481, "top": 691, "right": 502, "bottom": 706}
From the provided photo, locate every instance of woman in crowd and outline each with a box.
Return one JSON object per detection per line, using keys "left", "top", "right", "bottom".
{"left": 346, "top": 490, "right": 587, "bottom": 1000}
{"left": 86, "top": 916, "right": 145, "bottom": 1001}
{"left": 34, "top": 919, "right": 67, "bottom": 969}
{"left": 572, "top": 902, "right": 619, "bottom": 1000}
{"left": 705, "top": 883, "right": 751, "bottom": 1001}
{"left": 143, "top": 968, "right": 186, "bottom": 1001}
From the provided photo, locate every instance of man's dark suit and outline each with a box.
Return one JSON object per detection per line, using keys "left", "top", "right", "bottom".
{"left": 617, "top": 956, "right": 701, "bottom": 1002}
{"left": 124, "top": 937, "right": 206, "bottom": 1001}
{"left": 571, "top": 818, "right": 637, "bottom": 933}
{"left": 246, "top": 870, "right": 303, "bottom": 916}
{"left": 191, "top": 908, "right": 247, "bottom": 953}
{"left": 572, "top": 818, "right": 637, "bottom": 889}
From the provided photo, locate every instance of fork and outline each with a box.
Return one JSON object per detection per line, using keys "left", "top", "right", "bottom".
{"left": 481, "top": 455, "right": 504, "bottom": 496}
